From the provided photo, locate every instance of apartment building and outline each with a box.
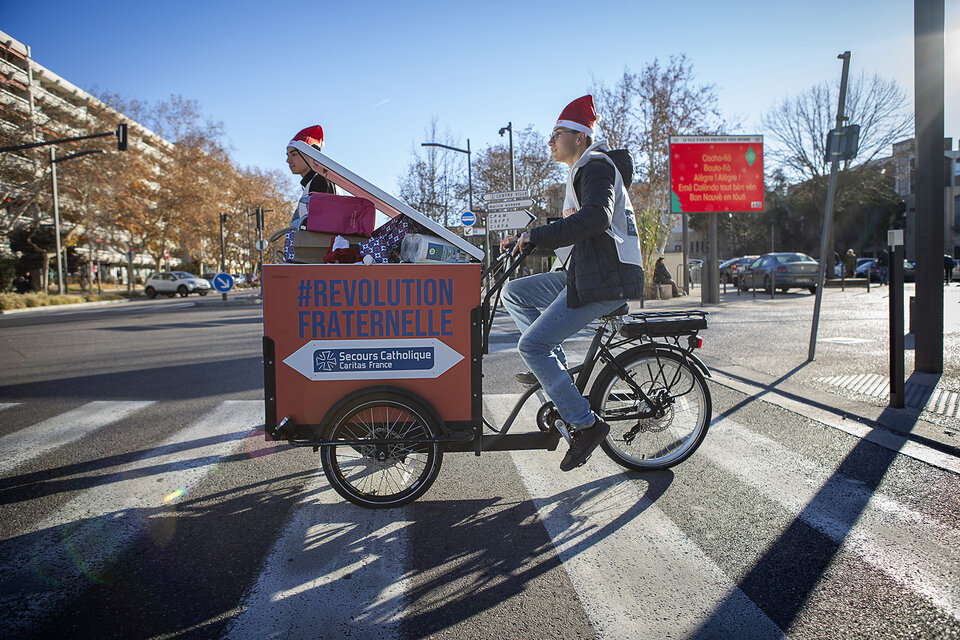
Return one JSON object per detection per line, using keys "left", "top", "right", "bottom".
{"left": 1, "top": 28, "right": 172, "bottom": 286}
{"left": 892, "top": 137, "right": 960, "bottom": 260}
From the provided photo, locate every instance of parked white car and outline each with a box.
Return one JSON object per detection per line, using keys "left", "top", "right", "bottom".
{"left": 143, "top": 271, "right": 212, "bottom": 298}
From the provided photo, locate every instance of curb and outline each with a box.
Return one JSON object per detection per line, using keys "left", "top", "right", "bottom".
{"left": 705, "top": 368, "right": 960, "bottom": 475}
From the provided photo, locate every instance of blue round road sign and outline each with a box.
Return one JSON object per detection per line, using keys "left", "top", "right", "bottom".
{"left": 460, "top": 212, "right": 476, "bottom": 227}
{"left": 212, "top": 273, "right": 235, "bottom": 292}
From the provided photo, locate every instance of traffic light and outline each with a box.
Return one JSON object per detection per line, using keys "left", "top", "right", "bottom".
{"left": 256, "top": 207, "right": 264, "bottom": 230}
{"left": 116, "top": 123, "right": 128, "bottom": 151}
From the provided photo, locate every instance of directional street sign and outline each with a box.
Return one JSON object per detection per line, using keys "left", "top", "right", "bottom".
{"left": 482, "top": 188, "right": 531, "bottom": 202}
{"left": 212, "top": 273, "right": 235, "bottom": 292}
{"left": 463, "top": 226, "right": 486, "bottom": 237}
{"left": 487, "top": 210, "right": 535, "bottom": 232}
{"left": 283, "top": 338, "right": 464, "bottom": 381}
{"left": 486, "top": 198, "right": 534, "bottom": 212}
{"left": 460, "top": 211, "right": 476, "bottom": 227}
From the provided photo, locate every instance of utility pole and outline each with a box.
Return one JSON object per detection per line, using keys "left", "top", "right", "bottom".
{"left": 808, "top": 51, "right": 852, "bottom": 362}
{"left": 219, "top": 212, "right": 228, "bottom": 302}
{"left": 245, "top": 207, "right": 252, "bottom": 278}
{"left": 913, "top": 0, "right": 945, "bottom": 373}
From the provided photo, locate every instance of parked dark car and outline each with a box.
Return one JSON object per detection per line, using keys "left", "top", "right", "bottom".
{"left": 719, "top": 255, "right": 759, "bottom": 286}
{"left": 739, "top": 252, "right": 820, "bottom": 294}
{"left": 854, "top": 259, "right": 881, "bottom": 282}
{"left": 903, "top": 260, "right": 916, "bottom": 282}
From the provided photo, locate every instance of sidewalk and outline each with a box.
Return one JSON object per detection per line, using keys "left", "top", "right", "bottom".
{"left": 634, "top": 281, "right": 960, "bottom": 471}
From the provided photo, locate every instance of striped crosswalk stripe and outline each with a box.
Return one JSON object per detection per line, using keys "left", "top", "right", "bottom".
{"left": 490, "top": 394, "right": 781, "bottom": 639}
{"left": 700, "top": 416, "right": 960, "bottom": 619}
{"left": 0, "top": 400, "right": 262, "bottom": 638}
{"left": 0, "top": 401, "right": 154, "bottom": 476}
{"left": 488, "top": 393, "right": 960, "bottom": 637}
{"left": 226, "top": 480, "right": 409, "bottom": 640}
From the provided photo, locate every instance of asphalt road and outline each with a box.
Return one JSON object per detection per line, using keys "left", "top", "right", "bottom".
{"left": 0, "top": 301, "right": 958, "bottom": 639}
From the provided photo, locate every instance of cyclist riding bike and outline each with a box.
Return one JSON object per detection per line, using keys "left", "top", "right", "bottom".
{"left": 500, "top": 94, "right": 644, "bottom": 472}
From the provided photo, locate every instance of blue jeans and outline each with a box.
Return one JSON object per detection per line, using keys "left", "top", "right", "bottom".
{"left": 501, "top": 271, "right": 624, "bottom": 429}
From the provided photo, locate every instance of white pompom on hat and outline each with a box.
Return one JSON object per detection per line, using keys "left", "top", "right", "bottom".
{"left": 555, "top": 95, "right": 599, "bottom": 136}
{"left": 288, "top": 125, "right": 324, "bottom": 149}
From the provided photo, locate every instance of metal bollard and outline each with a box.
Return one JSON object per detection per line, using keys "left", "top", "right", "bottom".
{"left": 770, "top": 270, "right": 776, "bottom": 299}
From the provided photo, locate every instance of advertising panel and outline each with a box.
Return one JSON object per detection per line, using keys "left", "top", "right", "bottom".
{"left": 263, "top": 263, "right": 480, "bottom": 427}
{"left": 670, "top": 136, "right": 764, "bottom": 213}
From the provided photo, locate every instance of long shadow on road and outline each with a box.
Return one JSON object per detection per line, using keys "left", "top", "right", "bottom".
{"left": 693, "top": 370, "right": 941, "bottom": 637}
{"left": 0, "top": 356, "right": 262, "bottom": 401}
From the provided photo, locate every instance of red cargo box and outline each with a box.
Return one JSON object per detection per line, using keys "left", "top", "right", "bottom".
{"left": 263, "top": 263, "right": 481, "bottom": 432}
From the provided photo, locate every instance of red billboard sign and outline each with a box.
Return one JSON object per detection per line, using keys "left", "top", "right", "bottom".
{"left": 669, "top": 136, "right": 764, "bottom": 213}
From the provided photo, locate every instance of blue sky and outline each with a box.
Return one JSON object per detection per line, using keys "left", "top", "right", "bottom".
{"left": 3, "top": 1, "right": 958, "bottom": 201}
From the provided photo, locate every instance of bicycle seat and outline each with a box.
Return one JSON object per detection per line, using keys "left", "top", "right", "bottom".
{"left": 599, "top": 303, "right": 629, "bottom": 320}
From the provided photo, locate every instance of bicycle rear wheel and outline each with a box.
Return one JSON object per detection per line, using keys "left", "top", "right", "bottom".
{"left": 320, "top": 391, "right": 443, "bottom": 508}
{"left": 589, "top": 347, "right": 711, "bottom": 471}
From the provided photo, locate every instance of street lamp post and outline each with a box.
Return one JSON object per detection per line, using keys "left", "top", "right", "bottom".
{"left": 49, "top": 148, "right": 105, "bottom": 294}
{"left": 421, "top": 140, "right": 473, "bottom": 213}
{"left": 499, "top": 122, "right": 515, "bottom": 190}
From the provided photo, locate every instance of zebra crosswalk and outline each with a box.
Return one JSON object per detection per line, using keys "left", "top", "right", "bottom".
{"left": 0, "top": 400, "right": 263, "bottom": 638}
{"left": 0, "top": 393, "right": 957, "bottom": 639}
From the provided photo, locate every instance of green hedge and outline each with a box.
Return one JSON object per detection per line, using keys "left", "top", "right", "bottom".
{"left": 0, "top": 292, "right": 125, "bottom": 310}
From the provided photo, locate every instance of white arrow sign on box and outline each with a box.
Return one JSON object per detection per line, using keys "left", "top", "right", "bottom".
{"left": 283, "top": 338, "right": 464, "bottom": 381}
{"left": 487, "top": 209, "right": 536, "bottom": 232}
{"left": 486, "top": 198, "right": 534, "bottom": 211}
{"left": 482, "top": 188, "right": 531, "bottom": 202}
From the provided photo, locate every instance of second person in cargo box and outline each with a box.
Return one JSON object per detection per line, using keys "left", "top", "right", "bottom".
{"left": 500, "top": 95, "right": 644, "bottom": 472}
{"left": 282, "top": 125, "right": 338, "bottom": 261}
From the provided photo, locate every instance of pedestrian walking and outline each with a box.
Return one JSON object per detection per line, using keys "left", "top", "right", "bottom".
{"left": 945, "top": 254, "right": 955, "bottom": 285}
{"left": 878, "top": 249, "right": 889, "bottom": 285}
{"left": 844, "top": 248, "right": 857, "bottom": 278}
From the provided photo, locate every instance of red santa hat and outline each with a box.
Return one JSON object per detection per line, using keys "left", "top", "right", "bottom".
{"left": 555, "top": 95, "right": 599, "bottom": 136}
{"left": 288, "top": 125, "right": 324, "bottom": 149}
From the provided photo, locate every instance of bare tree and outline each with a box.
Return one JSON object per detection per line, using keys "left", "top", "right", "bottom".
{"left": 592, "top": 55, "right": 736, "bottom": 281}
{"left": 398, "top": 117, "right": 466, "bottom": 227}
{"left": 761, "top": 71, "right": 913, "bottom": 182}
{"left": 473, "top": 125, "right": 563, "bottom": 226}
{"left": 594, "top": 55, "right": 735, "bottom": 215}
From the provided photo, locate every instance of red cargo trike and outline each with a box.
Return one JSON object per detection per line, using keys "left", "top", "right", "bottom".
{"left": 262, "top": 147, "right": 712, "bottom": 508}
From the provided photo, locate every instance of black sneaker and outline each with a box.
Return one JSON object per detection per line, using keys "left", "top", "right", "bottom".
{"left": 559, "top": 419, "right": 611, "bottom": 471}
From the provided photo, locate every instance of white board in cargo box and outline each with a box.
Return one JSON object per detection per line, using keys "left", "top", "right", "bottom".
{"left": 291, "top": 141, "right": 484, "bottom": 262}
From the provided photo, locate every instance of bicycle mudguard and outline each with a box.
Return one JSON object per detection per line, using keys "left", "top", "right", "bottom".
{"left": 613, "top": 343, "right": 711, "bottom": 379}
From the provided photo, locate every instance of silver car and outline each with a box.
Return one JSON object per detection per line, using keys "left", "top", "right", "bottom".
{"left": 739, "top": 253, "right": 820, "bottom": 294}
{"left": 144, "top": 271, "right": 212, "bottom": 298}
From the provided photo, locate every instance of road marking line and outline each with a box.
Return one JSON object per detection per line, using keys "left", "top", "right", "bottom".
{"left": 0, "top": 401, "right": 154, "bottom": 476}
{"left": 485, "top": 394, "right": 781, "bottom": 639}
{"left": 226, "top": 478, "right": 408, "bottom": 640}
{"left": 702, "top": 416, "right": 960, "bottom": 621}
{"left": 717, "top": 371, "right": 959, "bottom": 473}
{"left": 0, "top": 403, "right": 19, "bottom": 411}
{"left": 0, "top": 401, "right": 261, "bottom": 638}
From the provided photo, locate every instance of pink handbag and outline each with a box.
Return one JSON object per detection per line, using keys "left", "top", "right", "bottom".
{"left": 305, "top": 193, "right": 375, "bottom": 237}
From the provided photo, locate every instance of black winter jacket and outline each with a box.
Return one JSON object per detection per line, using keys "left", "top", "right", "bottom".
{"left": 529, "top": 150, "right": 644, "bottom": 307}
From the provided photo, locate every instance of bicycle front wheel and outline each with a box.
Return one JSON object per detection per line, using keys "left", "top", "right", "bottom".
{"left": 320, "top": 391, "right": 443, "bottom": 508}
{"left": 589, "top": 347, "right": 711, "bottom": 471}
